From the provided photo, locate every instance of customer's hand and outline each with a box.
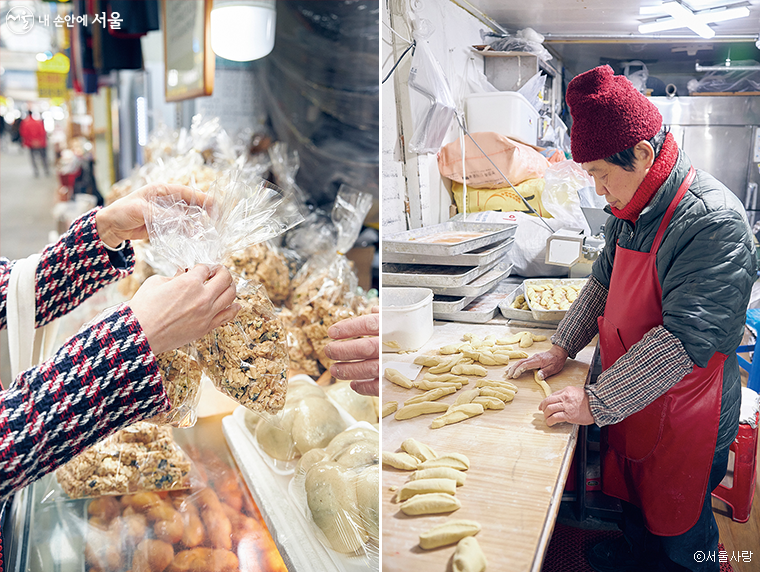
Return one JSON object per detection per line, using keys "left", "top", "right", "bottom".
{"left": 128, "top": 264, "right": 239, "bottom": 355}
{"left": 325, "top": 306, "right": 379, "bottom": 396}
{"left": 505, "top": 344, "right": 569, "bottom": 380}
{"left": 95, "top": 183, "right": 208, "bottom": 249}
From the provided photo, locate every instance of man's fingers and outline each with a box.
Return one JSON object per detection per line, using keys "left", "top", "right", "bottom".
{"left": 350, "top": 379, "right": 379, "bottom": 397}
{"left": 506, "top": 357, "right": 540, "bottom": 379}
{"left": 325, "top": 337, "right": 379, "bottom": 362}
{"left": 330, "top": 359, "right": 379, "bottom": 382}
{"left": 327, "top": 313, "right": 379, "bottom": 340}
{"left": 544, "top": 411, "right": 568, "bottom": 427}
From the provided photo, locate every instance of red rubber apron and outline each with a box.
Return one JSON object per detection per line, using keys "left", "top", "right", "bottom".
{"left": 597, "top": 167, "right": 725, "bottom": 536}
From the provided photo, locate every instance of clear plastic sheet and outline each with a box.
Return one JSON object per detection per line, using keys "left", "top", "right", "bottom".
{"left": 290, "top": 423, "right": 379, "bottom": 567}
{"left": 407, "top": 40, "right": 457, "bottom": 155}
{"left": 251, "top": 377, "right": 351, "bottom": 473}
{"left": 687, "top": 60, "right": 760, "bottom": 94}
{"left": 286, "top": 187, "right": 375, "bottom": 373}
{"left": 52, "top": 422, "right": 193, "bottom": 500}
{"left": 144, "top": 172, "right": 305, "bottom": 414}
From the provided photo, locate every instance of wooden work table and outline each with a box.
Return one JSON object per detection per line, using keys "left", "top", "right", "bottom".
{"left": 382, "top": 322, "right": 597, "bottom": 572}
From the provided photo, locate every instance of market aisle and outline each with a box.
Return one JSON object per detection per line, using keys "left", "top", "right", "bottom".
{"left": 0, "top": 144, "right": 57, "bottom": 384}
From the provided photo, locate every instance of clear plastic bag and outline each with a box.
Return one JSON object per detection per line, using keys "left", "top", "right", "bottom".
{"left": 623, "top": 60, "right": 649, "bottom": 94}
{"left": 149, "top": 346, "right": 204, "bottom": 428}
{"left": 144, "top": 171, "right": 304, "bottom": 414}
{"left": 481, "top": 29, "right": 553, "bottom": 62}
{"left": 407, "top": 40, "right": 457, "bottom": 155}
{"left": 34, "top": 428, "right": 286, "bottom": 571}
{"left": 517, "top": 72, "right": 547, "bottom": 111}
{"left": 287, "top": 187, "right": 375, "bottom": 373}
{"left": 542, "top": 161, "right": 595, "bottom": 235}
{"left": 53, "top": 422, "right": 193, "bottom": 500}
{"left": 290, "top": 423, "right": 379, "bottom": 566}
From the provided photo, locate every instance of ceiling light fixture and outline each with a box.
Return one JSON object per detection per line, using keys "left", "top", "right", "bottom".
{"left": 638, "top": 1, "right": 750, "bottom": 39}
{"left": 210, "top": 0, "right": 276, "bottom": 62}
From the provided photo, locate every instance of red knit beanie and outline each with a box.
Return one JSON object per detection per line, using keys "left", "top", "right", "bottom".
{"left": 567, "top": 65, "right": 662, "bottom": 163}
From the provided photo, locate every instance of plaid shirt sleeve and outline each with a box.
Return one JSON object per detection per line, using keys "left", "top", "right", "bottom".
{"left": 0, "top": 208, "right": 135, "bottom": 331}
{"left": 587, "top": 325, "right": 693, "bottom": 426}
{"left": 0, "top": 304, "right": 169, "bottom": 502}
{"left": 551, "top": 275, "right": 608, "bottom": 358}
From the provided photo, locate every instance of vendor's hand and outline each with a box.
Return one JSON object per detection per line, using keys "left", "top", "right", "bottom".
{"left": 95, "top": 183, "right": 209, "bottom": 248}
{"left": 505, "top": 344, "right": 569, "bottom": 380}
{"left": 539, "top": 386, "right": 595, "bottom": 426}
{"left": 128, "top": 264, "right": 239, "bottom": 356}
{"left": 325, "top": 306, "right": 379, "bottom": 396}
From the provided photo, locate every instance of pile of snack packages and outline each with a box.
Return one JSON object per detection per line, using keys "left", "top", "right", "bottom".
{"left": 45, "top": 116, "right": 379, "bottom": 571}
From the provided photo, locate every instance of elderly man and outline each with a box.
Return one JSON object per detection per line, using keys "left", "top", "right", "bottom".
{"left": 507, "top": 65, "right": 756, "bottom": 572}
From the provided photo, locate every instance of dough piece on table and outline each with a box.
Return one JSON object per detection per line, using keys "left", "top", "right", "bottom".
{"left": 472, "top": 396, "right": 505, "bottom": 410}
{"left": 414, "top": 355, "right": 447, "bottom": 367}
{"left": 400, "top": 438, "right": 438, "bottom": 462}
{"left": 423, "top": 373, "right": 468, "bottom": 383}
{"left": 497, "top": 332, "right": 527, "bottom": 345}
{"left": 396, "top": 478, "right": 457, "bottom": 501}
{"left": 432, "top": 404, "right": 485, "bottom": 429}
{"left": 382, "top": 451, "right": 419, "bottom": 470}
{"left": 451, "top": 364, "right": 487, "bottom": 377}
{"left": 478, "top": 387, "right": 515, "bottom": 403}
{"left": 399, "top": 492, "right": 461, "bottom": 515}
{"left": 534, "top": 370, "right": 552, "bottom": 398}
{"left": 385, "top": 368, "right": 414, "bottom": 389}
{"left": 415, "top": 380, "right": 462, "bottom": 391}
{"left": 429, "top": 355, "right": 465, "bottom": 374}
{"left": 439, "top": 342, "right": 464, "bottom": 355}
{"left": 453, "top": 536, "right": 487, "bottom": 572}
{"left": 519, "top": 332, "right": 534, "bottom": 348}
{"left": 454, "top": 389, "right": 481, "bottom": 405}
{"left": 419, "top": 453, "right": 470, "bottom": 471}
{"left": 404, "top": 386, "right": 457, "bottom": 406}
{"left": 409, "top": 467, "right": 466, "bottom": 486}
{"left": 419, "top": 519, "right": 481, "bottom": 549}
{"left": 395, "top": 401, "right": 450, "bottom": 420}
{"left": 382, "top": 402, "right": 398, "bottom": 418}
{"left": 476, "top": 379, "right": 518, "bottom": 391}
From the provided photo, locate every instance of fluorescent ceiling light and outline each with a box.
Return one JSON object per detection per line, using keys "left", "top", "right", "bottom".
{"left": 638, "top": 1, "right": 750, "bottom": 38}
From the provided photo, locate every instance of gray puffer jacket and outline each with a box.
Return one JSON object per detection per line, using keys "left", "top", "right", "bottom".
{"left": 593, "top": 150, "right": 757, "bottom": 451}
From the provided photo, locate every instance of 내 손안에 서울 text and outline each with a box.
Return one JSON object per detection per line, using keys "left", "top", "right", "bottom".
{"left": 693, "top": 550, "right": 752, "bottom": 564}
{"left": 5, "top": 6, "right": 123, "bottom": 34}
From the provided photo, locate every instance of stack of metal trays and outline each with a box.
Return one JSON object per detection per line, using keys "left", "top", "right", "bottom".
{"left": 382, "top": 221, "right": 517, "bottom": 323}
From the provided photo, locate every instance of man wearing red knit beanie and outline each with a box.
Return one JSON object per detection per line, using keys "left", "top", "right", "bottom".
{"left": 506, "top": 65, "right": 756, "bottom": 572}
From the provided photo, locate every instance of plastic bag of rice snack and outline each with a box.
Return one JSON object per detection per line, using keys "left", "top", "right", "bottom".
{"left": 144, "top": 170, "right": 304, "bottom": 413}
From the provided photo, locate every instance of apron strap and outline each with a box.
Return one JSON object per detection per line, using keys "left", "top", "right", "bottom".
{"left": 651, "top": 167, "right": 696, "bottom": 253}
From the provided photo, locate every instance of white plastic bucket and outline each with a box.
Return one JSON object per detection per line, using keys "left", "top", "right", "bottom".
{"left": 465, "top": 91, "right": 539, "bottom": 145}
{"left": 381, "top": 287, "right": 433, "bottom": 353}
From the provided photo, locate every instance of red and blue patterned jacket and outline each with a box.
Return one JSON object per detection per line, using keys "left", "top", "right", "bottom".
{"left": 0, "top": 210, "right": 169, "bottom": 504}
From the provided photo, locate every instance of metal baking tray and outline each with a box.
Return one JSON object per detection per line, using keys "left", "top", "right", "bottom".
{"left": 382, "top": 258, "right": 499, "bottom": 288}
{"left": 382, "top": 237, "right": 515, "bottom": 267}
{"left": 382, "top": 221, "right": 518, "bottom": 257}
{"left": 498, "top": 283, "right": 561, "bottom": 325}
{"left": 432, "top": 294, "right": 476, "bottom": 314}
{"left": 434, "top": 278, "right": 518, "bottom": 323}
{"left": 430, "top": 262, "right": 514, "bottom": 297}
{"left": 523, "top": 278, "right": 588, "bottom": 322}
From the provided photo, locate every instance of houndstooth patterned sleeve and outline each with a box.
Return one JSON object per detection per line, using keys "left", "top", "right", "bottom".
{"left": 0, "top": 208, "right": 135, "bottom": 331}
{"left": 0, "top": 304, "right": 169, "bottom": 502}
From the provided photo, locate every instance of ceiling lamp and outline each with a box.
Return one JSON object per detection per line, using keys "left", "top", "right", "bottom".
{"left": 638, "top": 1, "right": 750, "bottom": 39}
{"left": 210, "top": 0, "right": 276, "bottom": 62}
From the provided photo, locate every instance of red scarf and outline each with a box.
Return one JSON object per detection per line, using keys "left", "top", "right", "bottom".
{"left": 611, "top": 132, "right": 678, "bottom": 222}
